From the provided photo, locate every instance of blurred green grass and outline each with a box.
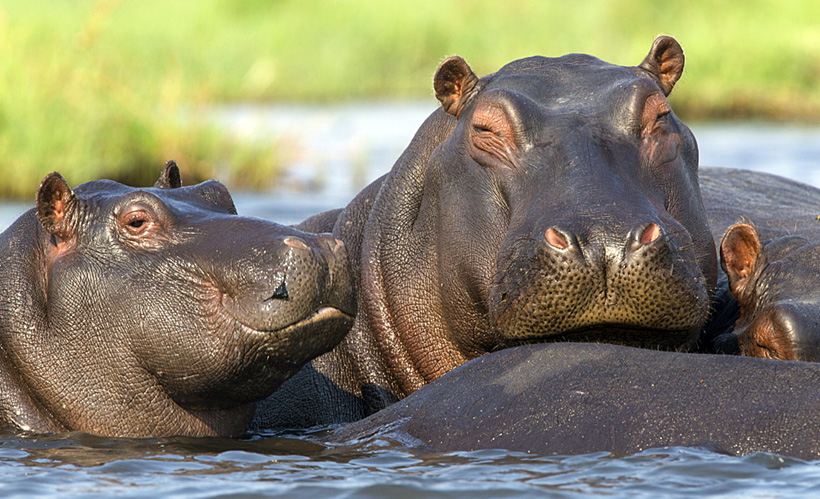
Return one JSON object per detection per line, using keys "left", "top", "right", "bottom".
{"left": 2, "top": 0, "right": 820, "bottom": 198}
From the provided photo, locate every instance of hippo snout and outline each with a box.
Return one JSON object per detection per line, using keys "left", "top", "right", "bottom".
{"left": 224, "top": 231, "right": 355, "bottom": 334}
{"left": 491, "top": 217, "right": 709, "bottom": 349}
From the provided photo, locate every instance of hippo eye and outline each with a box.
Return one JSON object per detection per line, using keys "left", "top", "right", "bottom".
{"left": 473, "top": 124, "right": 496, "bottom": 135}
{"left": 641, "top": 93, "right": 672, "bottom": 137}
{"left": 469, "top": 101, "right": 518, "bottom": 169}
{"left": 120, "top": 209, "right": 154, "bottom": 236}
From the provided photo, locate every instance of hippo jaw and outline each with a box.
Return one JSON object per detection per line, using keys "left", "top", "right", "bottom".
{"left": 224, "top": 304, "right": 354, "bottom": 373}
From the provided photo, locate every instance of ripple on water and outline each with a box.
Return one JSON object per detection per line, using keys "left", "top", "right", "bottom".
{"left": 0, "top": 429, "right": 817, "bottom": 497}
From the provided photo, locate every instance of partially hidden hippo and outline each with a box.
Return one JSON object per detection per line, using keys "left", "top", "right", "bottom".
{"left": 699, "top": 167, "right": 820, "bottom": 361}
{"left": 255, "top": 36, "right": 719, "bottom": 429}
{"left": 0, "top": 162, "right": 354, "bottom": 437}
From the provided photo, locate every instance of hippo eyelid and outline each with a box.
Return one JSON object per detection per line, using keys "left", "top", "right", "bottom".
{"left": 119, "top": 208, "right": 155, "bottom": 236}
{"left": 639, "top": 92, "right": 672, "bottom": 135}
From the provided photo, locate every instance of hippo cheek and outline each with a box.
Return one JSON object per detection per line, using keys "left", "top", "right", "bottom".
{"left": 488, "top": 228, "right": 709, "bottom": 349}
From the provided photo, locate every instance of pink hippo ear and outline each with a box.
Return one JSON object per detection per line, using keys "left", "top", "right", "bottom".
{"left": 434, "top": 56, "right": 480, "bottom": 117}
{"left": 153, "top": 159, "right": 183, "bottom": 189}
{"left": 35, "top": 172, "right": 78, "bottom": 241}
{"left": 720, "top": 223, "right": 763, "bottom": 300}
{"left": 639, "top": 35, "right": 685, "bottom": 96}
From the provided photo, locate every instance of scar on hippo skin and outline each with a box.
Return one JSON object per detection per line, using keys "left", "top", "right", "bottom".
{"left": 0, "top": 164, "right": 355, "bottom": 437}
{"left": 717, "top": 222, "right": 820, "bottom": 361}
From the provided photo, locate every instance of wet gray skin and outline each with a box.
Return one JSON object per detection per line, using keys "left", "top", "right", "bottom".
{"left": 329, "top": 342, "right": 820, "bottom": 461}
{"left": 0, "top": 162, "right": 354, "bottom": 437}
{"left": 699, "top": 168, "right": 820, "bottom": 361}
{"left": 254, "top": 36, "right": 718, "bottom": 429}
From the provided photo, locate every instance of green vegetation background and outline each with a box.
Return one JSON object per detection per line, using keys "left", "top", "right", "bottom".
{"left": 2, "top": 0, "right": 819, "bottom": 197}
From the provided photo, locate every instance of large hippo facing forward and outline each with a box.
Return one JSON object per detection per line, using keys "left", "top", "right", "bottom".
{"left": 0, "top": 163, "right": 354, "bottom": 437}
{"left": 256, "top": 36, "right": 717, "bottom": 428}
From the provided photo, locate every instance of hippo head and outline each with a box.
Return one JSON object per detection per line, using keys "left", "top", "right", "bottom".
{"left": 3, "top": 162, "right": 354, "bottom": 436}
{"left": 717, "top": 223, "right": 820, "bottom": 361}
{"left": 429, "top": 36, "right": 716, "bottom": 350}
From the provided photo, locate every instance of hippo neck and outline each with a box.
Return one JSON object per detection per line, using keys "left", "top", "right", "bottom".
{"left": 0, "top": 344, "right": 65, "bottom": 433}
{"left": 0, "top": 214, "right": 64, "bottom": 432}
{"left": 354, "top": 109, "right": 471, "bottom": 398}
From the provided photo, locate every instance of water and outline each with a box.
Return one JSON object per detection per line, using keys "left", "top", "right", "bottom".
{"left": 3, "top": 432, "right": 820, "bottom": 498}
{"left": 2, "top": 104, "right": 820, "bottom": 497}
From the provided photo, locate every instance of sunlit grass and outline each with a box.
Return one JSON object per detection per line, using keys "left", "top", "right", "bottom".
{"left": 2, "top": 0, "right": 820, "bottom": 197}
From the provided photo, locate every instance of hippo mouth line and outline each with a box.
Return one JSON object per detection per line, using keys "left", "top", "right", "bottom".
{"left": 551, "top": 324, "right": 695, "bottom": 350}
{"left": 233, "top": 306, "right": 354, "bottom": 336}
{"left": 277, "top": 306, "right": 354, "bottom": 332}
{"left": 505, "top": 324, "right": 695, "bottom": 351}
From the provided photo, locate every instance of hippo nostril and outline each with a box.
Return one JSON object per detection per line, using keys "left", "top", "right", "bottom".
{"left": 628, "top": 223, "right": 664, "bottom": 252}
{"left": 283, "top": 237, "right": 309, "bottom": 250}
{"left": 266, "top": 281, "right": 289, "bottom": 301}
{"left": 545, "top": 227, "right": 570, "bottom": 250}
{"left": 640, "top": 223, "right": 662, "bottom": 245}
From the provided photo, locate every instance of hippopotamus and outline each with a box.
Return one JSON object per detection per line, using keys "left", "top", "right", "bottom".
{"left": 0, "top": 162, "right": 354, "bottom": 437}
{"left": 699, "top": 167, "right": 820, "bottom": 361}
{"left": 327, "top": 170, "right": 820, "bottom": 460}
{"left": 254, "top": 36, "right": 718, "bottom": 428}
{"left": 329, "top": 342, "right": 820, "bottom": 460}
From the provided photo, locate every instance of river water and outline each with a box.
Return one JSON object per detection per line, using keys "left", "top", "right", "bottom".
{"left": 2, "top": 103, "right": 820, "bottom": 497}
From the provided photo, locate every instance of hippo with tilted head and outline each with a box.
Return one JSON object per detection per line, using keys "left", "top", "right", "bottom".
{"left": 254, "top": 36, "right": 718, "bottom": 428}
{"left": 0, "top": 162, "right": 354, "bottom": 437}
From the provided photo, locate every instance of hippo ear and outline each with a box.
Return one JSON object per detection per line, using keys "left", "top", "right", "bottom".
{"left": 154, "top": 159, "right": 183, "bottom": 188}
{"left": 720, "top": 223, "right": 762, "bottom": 299}
{"left": 639, "top": 36, "right": 684, "bottom": 96}
{"left": 36, "top": 172, "right": 78, "bottom": 241}
{"left": 434, "top": 56, "right": 480, "bottom": 117}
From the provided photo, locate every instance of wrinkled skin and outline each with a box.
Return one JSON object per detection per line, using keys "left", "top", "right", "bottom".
{"left": 0, "top": 162, "right": 354, "bottom": 437}
{"left": 699, "top": 167, "right": 820, "bottom": 361}
{"left": 330, "top": 342, "right": 820, "bottom": 460}
{"left": 255, "top": 36, "right": 718, "bottom": 429}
